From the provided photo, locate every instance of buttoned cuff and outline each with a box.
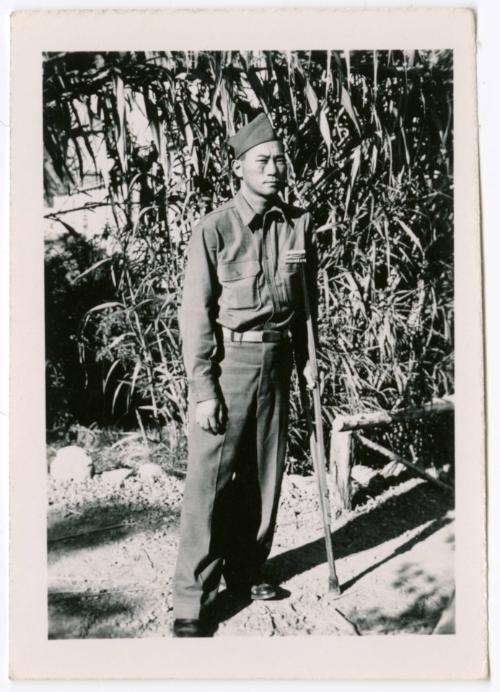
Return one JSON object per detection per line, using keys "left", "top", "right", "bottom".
{"left": 192, "top": 376, "right": 219, "bottom": 403}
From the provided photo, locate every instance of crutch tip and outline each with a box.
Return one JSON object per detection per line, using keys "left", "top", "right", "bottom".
{"left": 328, "top": 578, "right": 341, "bottom": 595}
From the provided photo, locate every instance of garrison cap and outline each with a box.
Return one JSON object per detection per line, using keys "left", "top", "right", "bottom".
{"left": 228, "top": 113, "right": 279, "bottom": 159}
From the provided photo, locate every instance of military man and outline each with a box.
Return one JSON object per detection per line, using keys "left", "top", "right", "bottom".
{"left": 172, "top": 113, "right": 317, "bottom": 637}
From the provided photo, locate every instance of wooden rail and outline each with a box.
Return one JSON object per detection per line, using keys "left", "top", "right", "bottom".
{"left": 332, "top": 396, "right": 454, "bottom": 432}
{"left": 329, "top": 396, "right": 455, "bottom": 515}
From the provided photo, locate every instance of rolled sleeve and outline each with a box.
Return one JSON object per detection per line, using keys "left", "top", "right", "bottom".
{"left": 179, "top": 223, "right": 220, "bottom": 402}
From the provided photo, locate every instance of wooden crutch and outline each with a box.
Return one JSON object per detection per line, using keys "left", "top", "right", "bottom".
{"left": 286, "top": 249, "right": 341, "bottom": 595}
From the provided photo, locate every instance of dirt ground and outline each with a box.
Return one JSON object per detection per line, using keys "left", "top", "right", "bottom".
{"left": 47, "top": 467, "right": 455, "bottom": 638}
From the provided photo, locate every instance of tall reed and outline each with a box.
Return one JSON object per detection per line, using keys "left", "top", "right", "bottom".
{"left": 43, "top": 50, "right": 453, "bottom": 460}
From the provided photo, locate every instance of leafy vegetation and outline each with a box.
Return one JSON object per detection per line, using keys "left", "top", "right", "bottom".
{"left": 43, "top": 50, "right": 453, "bottom": 466}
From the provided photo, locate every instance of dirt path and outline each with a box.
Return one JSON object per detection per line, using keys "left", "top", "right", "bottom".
{"left": 48, "top": 471, "right": 454, "bottom": 638}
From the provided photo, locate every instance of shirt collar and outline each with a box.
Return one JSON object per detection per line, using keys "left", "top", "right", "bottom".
{"left": 234, "top": 188, "right": 287, "bottom": 228}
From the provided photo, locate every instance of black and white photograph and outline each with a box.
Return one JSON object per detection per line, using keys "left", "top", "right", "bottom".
{"left": 9, "top": 8, "right": 486, "bottom": 680}
{"left": 43, "top": 45, "right": 456, "bottom": 639}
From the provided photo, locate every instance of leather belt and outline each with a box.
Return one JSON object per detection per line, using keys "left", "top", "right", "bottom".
{"left": 222, "top": 326, "right": 289, "bottom": 343}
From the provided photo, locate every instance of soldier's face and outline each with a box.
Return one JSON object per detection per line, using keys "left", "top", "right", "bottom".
{"left": 233, "top": 140, "right": 287, "bottom": 198}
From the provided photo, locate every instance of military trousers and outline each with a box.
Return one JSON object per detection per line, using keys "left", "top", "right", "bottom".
{"left": 172, "top": 337, "right": 293, "bottom": 620}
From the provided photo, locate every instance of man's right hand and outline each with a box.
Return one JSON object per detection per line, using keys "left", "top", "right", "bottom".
{"left": 195, "top": 398, "right": 226, "bottom": 434}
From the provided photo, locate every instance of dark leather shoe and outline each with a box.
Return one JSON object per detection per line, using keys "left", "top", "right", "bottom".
{"left": 172, "top": 618, "right": 210, "bottom": 637}
{"left": 250, "top": 581, "right": 277, "bottom": 600}
{"left": 226, "top": 580, "right": 277, "bottom": 601}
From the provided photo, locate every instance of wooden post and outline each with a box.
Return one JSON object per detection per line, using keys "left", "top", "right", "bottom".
{"left": 329, "top": 427, "right": 354, "bottom": 516}
{"left": 328, "top": 396, "right": 454, "bottom": 515}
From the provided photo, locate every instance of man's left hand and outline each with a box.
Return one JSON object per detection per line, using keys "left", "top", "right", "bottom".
{"left": 303, "top": 361, "right": 317, "bottom": 389}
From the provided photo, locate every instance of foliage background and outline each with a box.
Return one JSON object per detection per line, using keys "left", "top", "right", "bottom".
{"left": 43, "top": 49, "right": 454, "bottom": 468}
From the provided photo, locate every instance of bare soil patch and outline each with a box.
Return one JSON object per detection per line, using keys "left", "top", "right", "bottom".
{"left": 48, "top": 467, "right": 454, "bottom": 638}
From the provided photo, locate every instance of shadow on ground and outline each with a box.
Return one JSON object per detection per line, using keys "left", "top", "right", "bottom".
{"left": 48, "top": 480, "right": 454, "bottom": 637}
{"left": 48, "top": 503, "right": 180, "bottom": 560}
{"left": 266, "top": 483, "right": 453, "bottom": 590}
{"left": 351, "top": 563, "right": 455, "bottom": 635}
{"left": 209, "top": 482, "right": 453, "bottom": 627}
{"left": 48, "top": 589, "right": 135, "bottom": 639}
{"left": 207, "top": 586, "right": 292, "bottom": 628}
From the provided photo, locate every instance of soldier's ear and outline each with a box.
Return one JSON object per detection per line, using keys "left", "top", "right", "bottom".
{"left": 232, "top": 157, "right": 243, "bottom": 180}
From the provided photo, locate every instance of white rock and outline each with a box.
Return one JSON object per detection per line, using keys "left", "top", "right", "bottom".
{"left": 99, "top": 468, "right": 134, "bottom": 485}
{"left": 351, "top": 464, "right": 379, "bottom": 487}
{"left": 50, "top": 446, "right": 93, "bottom": 482}
{"left": 138, "top": 462, "right": 167, "bottom": 481}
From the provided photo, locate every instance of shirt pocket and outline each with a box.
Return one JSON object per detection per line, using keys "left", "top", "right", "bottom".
{"left": 218, "top": 259, "right": 261, "bottom": 311}
{"left": 278, "top": 259, "right": 302, "bottom": 306}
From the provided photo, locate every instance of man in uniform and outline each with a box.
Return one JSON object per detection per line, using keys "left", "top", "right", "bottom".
{"left": 172, "top": 113, "right": 317, "bottom": 637}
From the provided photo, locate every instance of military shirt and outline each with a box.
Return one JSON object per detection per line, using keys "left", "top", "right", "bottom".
{"left": 179, "top": 189, "right": 317, "bottom": 402}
